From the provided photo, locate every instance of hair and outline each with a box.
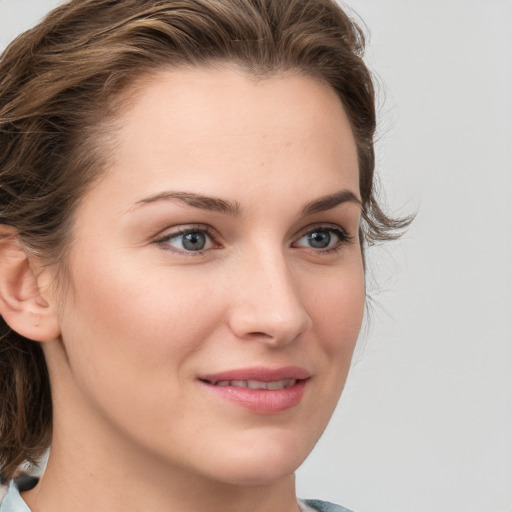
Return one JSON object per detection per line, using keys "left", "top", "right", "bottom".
{"left": 0, "top": 0, "right": 410, "bottom": 483}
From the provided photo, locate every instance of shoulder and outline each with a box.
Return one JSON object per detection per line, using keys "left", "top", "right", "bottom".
{"left": 300, "top": 498, "right": 356, "bottom": 512}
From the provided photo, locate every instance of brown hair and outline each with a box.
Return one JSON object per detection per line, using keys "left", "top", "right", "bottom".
{"left": 0, "top": 0, "right": 409, "bottom": 482}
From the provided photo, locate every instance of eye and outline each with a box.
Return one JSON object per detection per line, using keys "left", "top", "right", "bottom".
{"left": 156, "top": 226, "right": 216, "bottom": 253}
{"left": 293, "top": 226, "right": 350, "bottom": 251}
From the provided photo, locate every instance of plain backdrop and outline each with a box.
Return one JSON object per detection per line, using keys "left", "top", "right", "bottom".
{"left": 1, "top": 1, "right": 511, "bottom": 511}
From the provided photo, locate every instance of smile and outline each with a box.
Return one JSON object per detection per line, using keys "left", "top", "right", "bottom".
{"left": 212, "top": 379, "right": 297, "bottom": 390}
{"left": 198, "top": 367, "right": 310, "bottom": 414}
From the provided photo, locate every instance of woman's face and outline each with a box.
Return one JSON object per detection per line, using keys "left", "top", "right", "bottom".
{"left": 48, "top": 67, "right": 364, "bottom": 486}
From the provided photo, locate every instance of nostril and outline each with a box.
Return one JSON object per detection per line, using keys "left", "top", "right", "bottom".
{"left": 246, "top": 331, "right": 273, "bottom": 339}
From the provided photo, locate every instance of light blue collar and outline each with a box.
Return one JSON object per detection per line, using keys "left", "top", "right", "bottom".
{"left": 0, "top": 482, "right": 32, "bottom": 512}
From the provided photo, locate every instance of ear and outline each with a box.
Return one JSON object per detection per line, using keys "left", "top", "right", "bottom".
{"left": 0, "top": 225, "right": 61, "bottom": 342}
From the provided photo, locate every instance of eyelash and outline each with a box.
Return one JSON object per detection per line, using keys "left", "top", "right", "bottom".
{"left": 293, "top": 225, "right": 354, "bottom": 253}
{"left": 154, "top": 224, "right": 354, "bottom": 255}
{"left": 154, "top": 224, "right": 219, "bottom": 255}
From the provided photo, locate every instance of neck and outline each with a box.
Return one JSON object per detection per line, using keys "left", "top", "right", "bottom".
{"left": 23, "top": 435, "right": 300, "bottom": 512}
{"left": 25, "top": 462, "right": 298, "bottom": 512}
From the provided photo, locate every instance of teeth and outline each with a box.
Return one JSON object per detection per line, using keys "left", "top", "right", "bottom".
{"left": 213, "top": 379, "right": 297, "bottom": 389}
{"left": 267, "top": 379, "right": 295, "bottom": 390}
{"left": 247, "top": 380, "right": 267, "bottom": 389}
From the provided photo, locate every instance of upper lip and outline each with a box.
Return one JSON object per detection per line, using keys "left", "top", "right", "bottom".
{"left": 199, "top": 366, "right": 311, "bottom": 384}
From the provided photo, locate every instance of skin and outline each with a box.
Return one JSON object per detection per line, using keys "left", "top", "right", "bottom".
{"left": 21, "top": 67, "right": 365, "bottom": 512}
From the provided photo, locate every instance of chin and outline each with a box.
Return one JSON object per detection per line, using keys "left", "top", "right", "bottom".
{"left": 209, "top": 460, "right": 300, "bottom": 487}
{"left": 196, "top": 433, "right": 313, "bottom": 487}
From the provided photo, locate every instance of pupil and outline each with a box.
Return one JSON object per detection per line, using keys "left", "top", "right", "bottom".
{"left": 308, "top": 231, "right": 330, "bottom": 249}
{"left": 183, "top": 232, "right": 206, "bottom": 251}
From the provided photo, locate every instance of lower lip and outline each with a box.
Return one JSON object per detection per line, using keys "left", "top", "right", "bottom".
{"left": 200, "top": 379, "right": 308, "bottom": 415}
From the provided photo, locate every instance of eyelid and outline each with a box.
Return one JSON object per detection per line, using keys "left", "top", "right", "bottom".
{"left": 153, "top": 224, "right": 220, "bottom": 254}
{"left": 292, "top": 223, "right": 355, "bottom": 251}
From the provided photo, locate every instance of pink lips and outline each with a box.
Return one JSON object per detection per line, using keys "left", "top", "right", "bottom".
{"left": 198, "top": 366, "right": 310, "bottom": 415}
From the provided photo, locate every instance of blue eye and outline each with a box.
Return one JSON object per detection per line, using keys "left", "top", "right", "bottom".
{"left": 306, "top": 231, "right": 332, "bottom": 249}
{"left": 160, "top": 228, "right": 214, "bottom": 252}
{"left": 294, "top": 227, "right": 348, "bottom": 251}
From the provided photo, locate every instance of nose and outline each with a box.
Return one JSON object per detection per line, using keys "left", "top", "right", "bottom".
{"left": 227, "top": 249, "right": 312, "bottom": 346}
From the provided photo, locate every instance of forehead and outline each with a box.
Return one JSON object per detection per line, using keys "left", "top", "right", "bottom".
{"left": 117, "top": 68, "right": 356, "bottom": 178}
{"left": 80, "top": 66, "right": 360, "bottom": 218}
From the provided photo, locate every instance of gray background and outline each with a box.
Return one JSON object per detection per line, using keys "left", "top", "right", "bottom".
{"left": 1, "top": 1, "right": 511, "bottom": 511}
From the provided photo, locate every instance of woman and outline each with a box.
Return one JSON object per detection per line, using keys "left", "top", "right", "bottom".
{"left": 0, "top": 1, "right": 407, "bottom": 511}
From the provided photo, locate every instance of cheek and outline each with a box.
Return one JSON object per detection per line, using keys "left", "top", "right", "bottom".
{"left": 58, "top": 252, "right": 222, "bottom": 388}
{"left": 55, "top": 256, "right": 229, "bottom": 441}
{"left": 305, "top": 262, "right": 365, "bottom": 357}
{"left": 290, "top": 262, "right": 364, "bottom": 453}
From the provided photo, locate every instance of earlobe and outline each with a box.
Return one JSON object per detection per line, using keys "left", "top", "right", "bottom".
{"left": 0, "top": 225, "right": 61, "bottom": 342}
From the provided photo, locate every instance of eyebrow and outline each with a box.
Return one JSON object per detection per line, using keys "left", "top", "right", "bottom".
{"left": 132, "top": 188, "right": 360, "bottom": 216}
{"left": 133, "top": 191, "right": 242, "bottom": 215}
{"left": 301, "top": 190, "right": 361, "bottom": 215}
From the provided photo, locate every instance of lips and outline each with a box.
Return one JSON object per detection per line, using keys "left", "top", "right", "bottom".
{"left": 198, "top": 366, "right": 310, "bottom": 414}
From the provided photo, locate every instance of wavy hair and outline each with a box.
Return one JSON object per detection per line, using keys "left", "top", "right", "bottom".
{"left": 0, "top": 0, "right": 409, "bottom": 482}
